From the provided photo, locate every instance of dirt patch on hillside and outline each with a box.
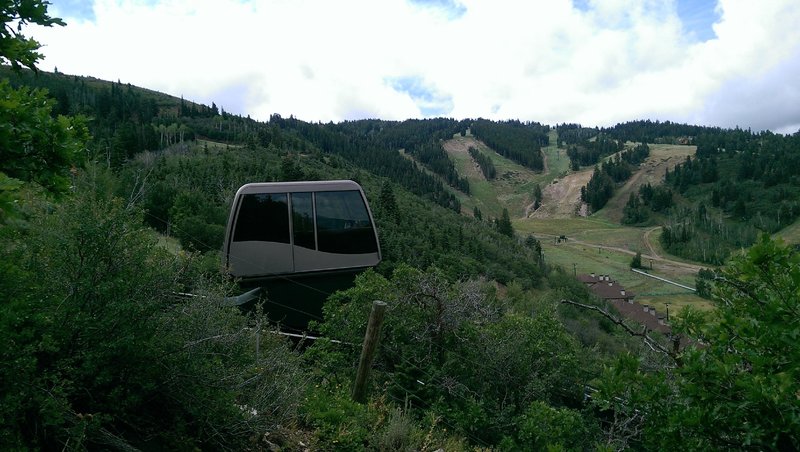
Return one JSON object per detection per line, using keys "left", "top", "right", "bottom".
{"left": 442, "top": 136, "right": 485, "bottom": 181}
{"left": 527, "top": 169, "right": 593, "bottom": 218}
{"left": 603, "top": 144, "right": 696, "bottom": 223}
{"left": 529, "top": 144, "right": 696, "bottom": 221}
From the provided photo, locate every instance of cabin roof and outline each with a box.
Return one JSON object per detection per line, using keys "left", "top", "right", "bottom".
{"left": 236, "top": 180, "right": 362, "bottom": 196}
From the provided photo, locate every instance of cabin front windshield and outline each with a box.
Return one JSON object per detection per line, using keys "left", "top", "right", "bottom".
{"left": 315, "top": 191, "right": 378, "bottom": 254}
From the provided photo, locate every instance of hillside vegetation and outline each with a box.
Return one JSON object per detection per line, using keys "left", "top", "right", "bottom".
{"left": 2, "top": 4, "right": 800, "bottom": 449}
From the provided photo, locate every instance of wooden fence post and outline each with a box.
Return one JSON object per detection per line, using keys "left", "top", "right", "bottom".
{"left": 352, "top": 300, "right": 387, "bottom": 403}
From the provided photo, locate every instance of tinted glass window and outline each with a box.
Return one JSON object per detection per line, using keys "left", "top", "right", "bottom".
{"left": 316, "top": 191, "right": 378, "bottom": 254}
{"left": 233, "top": 193, "right": 289, "bottom": 243}
{"left": 291, "top": 192, "right": 315, "bottom": 250}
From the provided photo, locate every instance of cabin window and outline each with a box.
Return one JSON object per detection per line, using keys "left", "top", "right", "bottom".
{"left": 233, "top": 193, "right": 290, "bottom": 243}
{"left": 291, "top": 192, "right": 316, "bottom": 250}
{"left": 316, "top": 190, "right": 378, "bottom": 254}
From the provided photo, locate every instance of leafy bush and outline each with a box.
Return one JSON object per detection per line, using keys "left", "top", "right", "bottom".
{"left": 513, "top": 401, "right": 593, "bottom": 450}
{"left": 0, "top": 184, "right": 306, "bottom": 449}
{"left": 595, "top": 236, "right": 800, "bottom": 450}
{"left": 307, "top": 265, "right": 594, "bottom": 447}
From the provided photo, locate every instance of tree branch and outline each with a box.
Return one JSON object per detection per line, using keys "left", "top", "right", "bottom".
{"left": 560, "top": 299, "right": 679, "bottom": 364}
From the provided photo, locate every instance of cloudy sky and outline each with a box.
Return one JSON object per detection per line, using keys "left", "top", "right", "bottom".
{"left": 34, "top": 0, "right": 800, "bottom": 133}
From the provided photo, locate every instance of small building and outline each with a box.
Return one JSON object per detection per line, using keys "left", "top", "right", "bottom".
{"left": 577, "top": 273, "right": 671, "bottom": 334}
{"left": 577, "top": 273, "right": 635, "bottom": 303}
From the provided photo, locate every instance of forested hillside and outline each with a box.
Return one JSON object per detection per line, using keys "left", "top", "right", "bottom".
{"left": 470, "top": 119, "right": 549, "bottom": 171}
{"left": 2, "top": 4, "right": 799, "bottom": 449}
{"left": 604, "top": 120, "right": 800, "bottom": 264}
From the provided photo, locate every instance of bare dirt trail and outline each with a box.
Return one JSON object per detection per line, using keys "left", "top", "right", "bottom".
{"left": 541, "top": 148, "right": 549, "bottom": 175}
{"left": 603, "top": 144, "right": 697, "bottom": 222}
{"left": 643, "top": 226, "right": 662, "bottom": 259}
{"left": 523, "top": 151, "right": 552, "bottom": 217}
{"left": 441, "top": 136, "right": 486, "bottom": 181}
{"left": 526, "top": 169, "right": 592, "bottom": 218}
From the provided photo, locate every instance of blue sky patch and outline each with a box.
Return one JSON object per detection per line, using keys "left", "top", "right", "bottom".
{"left": 573, "top": 0, "right": 719, "bottom": 42}
{"left": 407, "top": 0, "right": 466, "bottom": 19}
{"left": 388, "top": 76, "right": 454, "bottom": 117}
{"left": 50, "top": 0, "right": 96, "bottom": 22}
{"left": 676, "top": 0, "right": 720, "bottom": 42}
{"left": 572, "top": 0, "right": 590, "bottom": 13}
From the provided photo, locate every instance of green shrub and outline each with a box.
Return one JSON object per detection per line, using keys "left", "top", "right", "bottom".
{"left": 0, "top": 186, "right": 306, "bottom": 449}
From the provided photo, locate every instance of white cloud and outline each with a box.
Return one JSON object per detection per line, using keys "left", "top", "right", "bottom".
{"left": 34, "top": 0, "right": 800, "bottom": 131}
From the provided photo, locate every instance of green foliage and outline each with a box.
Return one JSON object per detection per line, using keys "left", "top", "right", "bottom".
{"left": 471, "top": 119, "right": 548, "bottom": 171}
{"left": 532, "top": 182, "right": 543, "bottom": 210}
{"left": 549, "top": 271, "right": 637, "bottom": 357}
{"left": 472, "top": 205, "right": 482, "bottom": 220}
{"left": 660, "top": 235, "right": 800, "bottom": 449}
{"left": 695, "top": 267, "right": 717, "bottom": 299}
{"left": 273, "top": 116, "right": 464, "bottom": 211}
{"left": 581, "top": 145, "right": 650, "bottom": 215}
{"left": 0, "top": 185, "right": 306, "bottom": 449}
{"left": 125, "top": 145, "right": 283, "bottom": 250}
{"left": 638, "top": 182, "right": 673, "bottom": 212}
{"left": 495, "top": 208, "right": 514, "bottom": 238}
{"left": 0, "top": 80, "right": 89, "bottom": 195}
{"left": 565, "top": 133, "right": 622, "bottom": 167}
{"left": 606, "top": 119, "right": 710, "bottom": 144}
{"left": 410, "top": 141, "right": 470, "bottom": 193}
{"left": 301, "top": 384, "right": 375, "bottom": 450}
{"left": 596, "top": 236, "right": 800, "bottom": 450}
{"left": 525, "top": 234, "right": 543, "bottom": 264}
{"left": 169, "top": 189, "right": 226, "bottom": 252}
{"left": 308, "top": 265, "right": 592, "bottom": 447}
{"left": 469, "top": 145, "right": 496, "bottom": 180}
{"left": 660, "top": 205, "right": 757, "bottom": 264}
{"left": 581, "top": 166, "right": 614, "bottom": 212}
{"left": 0, "top": 0, "right": 65, "bottom": 70}
{"left": 0, "top": 171, "right": 22, "bottom": 220}
{"left": 374, "top": 184, "right": 541, "bottom": 286}
{"left": 443, "top": 312, "right": 585, "bottom": 444}
{"left": 513, "top": 401, "right": 593, "bottom": 450}
{"left": 379, "top": 180, "right": 399, "bottom": 222}
{"left": 650, "top": 126, "right": 800, "bottom": 255}
{"left": 301, "top": 387, "right": 468, "bottom": 451}
{"left": 630, "top": 251, "right": 642, "bottom": 269}
{"left": 621, "top": 192, "right": 649, "bottom": 225}
{"left": 556, "top": 123, "right": 597, "bottom": 146}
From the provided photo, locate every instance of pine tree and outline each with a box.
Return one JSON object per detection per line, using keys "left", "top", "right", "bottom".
{"left": 380, "top": 181, "right": 399, "bottom": 221}
{"left": 533, "top": 183, "right": 543, "bottom": 210}
{"left": 630, "top": 251, "right": 642, "bottom": 269}
{"left": 496, "top": 208, "right": 514, "bottom": 238}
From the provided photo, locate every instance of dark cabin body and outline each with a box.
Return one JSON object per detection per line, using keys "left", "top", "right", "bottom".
{"left": 223, "top": 180, "right": 381, "bottom": 330}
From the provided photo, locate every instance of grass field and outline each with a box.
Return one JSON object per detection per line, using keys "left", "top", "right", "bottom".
{"left": 774, "top": 218, "right": 800, "bottom": 245}
{"left": 539, "top": 236, "right": 711, "bottom": 313}
{"left": 197, "top": 138, "right": 242, "bottom": 150}
{"left": 540, "top": 131, "right": 572, "bottom": 181}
